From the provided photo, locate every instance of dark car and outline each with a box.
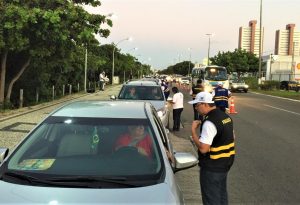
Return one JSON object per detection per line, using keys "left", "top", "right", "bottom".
{"left": 111, "top": 80, "right": 170, "bottom": 127}
{"left": 280, "top": 81, "right": 300, "bottom": 92}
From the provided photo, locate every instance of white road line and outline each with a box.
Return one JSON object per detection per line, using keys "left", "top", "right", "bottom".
{"left": 252, "top": 92, "right": 300, "bottom": 103}
{"left": 264, "top": 104, "right": 300, "bottom": 116}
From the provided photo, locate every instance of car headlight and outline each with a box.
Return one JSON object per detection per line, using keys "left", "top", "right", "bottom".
{"left": 232, "top": 85, "right": 238, "bottom": 88}
{"left": 245, "top": 85, "right": 249, "bottom": 88}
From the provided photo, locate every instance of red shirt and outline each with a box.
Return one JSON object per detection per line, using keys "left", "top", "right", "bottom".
{"left": 114, "top": 134, "right": 153, "bottom": 158}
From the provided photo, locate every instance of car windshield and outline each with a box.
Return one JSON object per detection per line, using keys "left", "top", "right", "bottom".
{"left": 232, "top": 79, "right": 245, "bottom": 83}
{"left": 118, "top": 86, "right": 164, "bottom": 101}
{"left": 2, "top": 117, "right": 163, "bottom": 187}
{"left": 204, "top": 67, "right": 227, "bottom": 81}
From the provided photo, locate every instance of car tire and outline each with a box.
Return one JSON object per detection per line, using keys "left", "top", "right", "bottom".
{"left": 244, "top": 90, "right": 248, "bottom": 93}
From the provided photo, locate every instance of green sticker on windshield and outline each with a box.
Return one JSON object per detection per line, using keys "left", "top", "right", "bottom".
{"left": 17, "top": 159, "right": 55, "bottom": 170}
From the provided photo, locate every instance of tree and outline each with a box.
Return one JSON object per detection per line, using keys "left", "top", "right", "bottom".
{"left": 0, "top": 0, "right": 112, "bottom": 106}
{"left": 210, "top": 49, "right": 259, "bottom": 78}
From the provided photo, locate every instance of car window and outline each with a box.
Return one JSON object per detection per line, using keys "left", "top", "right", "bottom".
{"left": 119, "top": 85, "right": 164, "bottom": 101}
{"left": 5, "top": 117, "right": 163, "bottom": 185}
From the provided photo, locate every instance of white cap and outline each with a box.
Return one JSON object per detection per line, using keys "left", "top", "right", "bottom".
{"left": 188, "top": 92, "right": 214, "bottom": 104}
{"left": 217, "top": 81, "right": 223, "bottom": 86}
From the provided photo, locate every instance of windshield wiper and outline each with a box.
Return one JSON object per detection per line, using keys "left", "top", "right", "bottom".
{"left": 3, "top": 171, "right": 88, "bottom": 187}
{"left": 46, "top": 176, "right": 139, "bottom": 187}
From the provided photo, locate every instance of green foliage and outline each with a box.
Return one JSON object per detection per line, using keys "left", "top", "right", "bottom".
{"left": 160, "top": 61, "right": 194, "bottom": 75}
{"left": 243, "top": 77, "right": 259, "bottom": 90}
{"left": 259, "top": 80, "right": 280, "bottom": 91}
{"left": 210, "top": 49, "right": 259, "bottom": 76}
{"left": 1, "top": 0, "right": 113, "bottom": 106}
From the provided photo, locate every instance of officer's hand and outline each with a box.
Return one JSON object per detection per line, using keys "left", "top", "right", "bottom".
{"left": 191, "top": 120, "right": 201, "bottom": 130}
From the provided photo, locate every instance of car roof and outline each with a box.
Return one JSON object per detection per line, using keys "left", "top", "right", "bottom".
{"left": 52, "top": 101, "right": 149, "bottom": 119}
{"left": 125, "top": 80, "right": 159, "bottom": 86}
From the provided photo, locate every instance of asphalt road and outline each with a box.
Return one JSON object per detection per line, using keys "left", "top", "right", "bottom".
{"left": 1, "top": 84, "right": 300, "bottom": 204}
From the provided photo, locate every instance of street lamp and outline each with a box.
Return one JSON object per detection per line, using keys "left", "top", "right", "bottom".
{"left": 258, "top": 0, "right": 263, "bottom": 83}
{"left": 112, "top": 37, "right": 132, "bottom": 84}
{"left": 206, "top": 34, "right": 213, "bottom": 66}
{"left": 188, "top": 48, "right": 192, "bottom": 76}
{"left": 84, "top": 13, "right": 114, "bottom": 92}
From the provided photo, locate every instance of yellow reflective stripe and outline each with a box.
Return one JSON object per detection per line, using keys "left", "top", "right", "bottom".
{"left": 210, "top": 150, "right": 235, "bottom": 159}
{"left": 210, "top": 143, "right": 235, "bottom": 152}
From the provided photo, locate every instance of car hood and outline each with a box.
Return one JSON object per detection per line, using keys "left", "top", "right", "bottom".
{"left": 118, "top": 99, "right": 166, "bottom": 111}
{"left": 0, "top": 180, "right": 181, "bottom": 204}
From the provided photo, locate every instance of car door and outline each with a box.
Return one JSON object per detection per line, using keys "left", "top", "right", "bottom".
{"left": 151, "top": 108, "right": 175, "bottom": 168}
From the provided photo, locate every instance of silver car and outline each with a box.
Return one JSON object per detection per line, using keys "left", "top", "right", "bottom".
{"left": 0, "top": 101, "right": 198, "bottom": 204}
{"left": 111, "top": 80, "right": 170, "bottom": 127}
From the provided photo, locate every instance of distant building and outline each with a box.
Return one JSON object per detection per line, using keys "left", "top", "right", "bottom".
{"left": 238, "top": 20, "right": 264, "bottom": 56}
{"left": 274, "top": 24, "right": 300, "bottom": 56}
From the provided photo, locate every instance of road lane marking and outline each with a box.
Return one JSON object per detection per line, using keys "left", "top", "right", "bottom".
{"left": 264, "top": 104, "right": 300, "bottom": 116}
{"left": 252, "top": 92, "right": 300, "bottom": 103}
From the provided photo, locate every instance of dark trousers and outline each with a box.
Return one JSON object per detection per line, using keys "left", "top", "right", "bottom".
{"left": 173, "top": 108, "right": 183, "bottom": 130}
{"left": 217, "top": 106, "right": 226, "bottom": 112}
{"left": 99, "top": 81, "right": 104, "bottom": 91}
{"left": 200, "top": 169, "right": 228, "bottom": 205}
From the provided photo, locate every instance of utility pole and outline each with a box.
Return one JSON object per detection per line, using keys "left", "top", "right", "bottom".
{"left": 258, "top": 0, "right": 263, "bottom": 84}
{"left": 291, "top": 42, "right": 295, "bottom": 81}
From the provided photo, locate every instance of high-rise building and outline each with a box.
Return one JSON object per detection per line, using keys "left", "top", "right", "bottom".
{"left": 275, "top": 24, "right": 300, "bottom": 56}
{"left": 238, "top": 20, "right": 263, "bottom": 56}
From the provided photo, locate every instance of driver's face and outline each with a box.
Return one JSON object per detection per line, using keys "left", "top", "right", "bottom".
{"left": 129, "top": 125, "right": 144, "bottom": 136}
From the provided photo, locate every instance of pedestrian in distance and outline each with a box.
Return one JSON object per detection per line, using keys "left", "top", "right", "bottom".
{"left": 190, "top": 79, "right": 204, "bottom": 120}
{"left": 161, "top": 80, "right": 170, "bottom": 99}
{"left": 169, "top": 86, "right": 183, "bottom": 131}
{"left": 188, "top": 91, "right": 235, "bottom": 205}
{"left": 99, "top": 71, "right": 106, "bottom": 91}
{"left": 212, "top": 81, "right": 231, "bottom": 112}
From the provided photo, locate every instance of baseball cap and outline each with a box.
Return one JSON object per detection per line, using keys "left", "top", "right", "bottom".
{"left": 188, "top": 92, "right": 214, "bottom": 104}
{"left": 217, "top": 81, "right": 223, "bottom": 86}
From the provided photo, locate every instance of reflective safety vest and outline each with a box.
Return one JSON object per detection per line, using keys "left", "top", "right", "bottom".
{"left": 213, "top": 87, "right": 230, "bottom": 108}
{"left": 198, "top": 109, "right": 235, "bottom": 172}
{"left": 191, "top": 86, "right": 204, "bottom": 99}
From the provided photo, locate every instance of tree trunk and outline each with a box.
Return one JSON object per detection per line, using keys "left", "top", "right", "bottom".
{"left": 5, "top": 57, "right": 31, "bottom": 104}
{"left": 0, "top": 51, "right": 8, "bottom": 105}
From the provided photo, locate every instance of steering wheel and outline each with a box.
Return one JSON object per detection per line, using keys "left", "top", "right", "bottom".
{"left": 114, "top": 146, "right": 139, "bottom": 156}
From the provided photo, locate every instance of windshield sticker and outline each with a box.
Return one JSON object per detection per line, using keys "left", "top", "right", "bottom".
{"left": 17, "top": 159, "right": 55, "bottom": 170}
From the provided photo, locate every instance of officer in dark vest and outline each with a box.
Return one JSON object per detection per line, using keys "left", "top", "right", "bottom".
{"left": 189, "top": 91, "right": 235, "bottom": 205}
{"left": 190, "top": 79, "right": 204, "bottom": 120}
{"left": 212, "top": 81, "right": 231, "bottom": 112}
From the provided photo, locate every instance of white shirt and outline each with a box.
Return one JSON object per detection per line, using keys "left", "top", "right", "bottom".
{"left": 99, "top": 73, "right": 105, "bottom": 81}
{"left": 172, "top": 92, "right": 183, "bottom": 109}
{"left": 199, "top": 120, "right": 217, "bottom": 145}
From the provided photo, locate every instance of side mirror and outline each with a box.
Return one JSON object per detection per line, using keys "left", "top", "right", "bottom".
{"left": 110, "top": 95, "right": 116, "bottom": 100}
{"left": 174, "top": 152, "right": 198, "bottom": 173}
{"left": 0, "top": 148, "right": 9, "bottom": 164}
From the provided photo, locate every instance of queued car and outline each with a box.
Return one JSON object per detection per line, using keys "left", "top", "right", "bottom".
{"left": 0, "top": 101, "right": 198, "bottom": 204}
{"left": 230, "top": 79, "right": 249, "bottom": 93}
{"left": 180, "top": 77, "right": 191, "bottom": 85}
{"left": 111, "top": 80, "right": 170, "bottom": 127}
{"left": 280, "top": 81, "right": 300, "bottom": 92}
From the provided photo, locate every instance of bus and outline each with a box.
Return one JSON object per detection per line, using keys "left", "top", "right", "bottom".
{"left": 191, "top": 65, "right": 229, "bottom": 92}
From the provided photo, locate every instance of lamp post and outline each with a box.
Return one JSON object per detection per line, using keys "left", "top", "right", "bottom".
{"left": 84, "top": 47, "right": 88, "bottom": 92}
{"left": 291, "top": 42, "right": 296, "bottom": 81}
{"left": 84, "top": 13, "right": 114, "bottom": 92}
{"left": 188, "top": 48, "right": 192, "bottom": 76}
{"left": 269, "top": 53, "right": 273, "bottom": 80}
{"left": 206, "top": 34, "right": 212, "bottom": 66}
{"left": 258, "top": 0, "right": 263, "bottom": 84}
{"left": 112, "top": 37, "right": 132, "bottom": 84}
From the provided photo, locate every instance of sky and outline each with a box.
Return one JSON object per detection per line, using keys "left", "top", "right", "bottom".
{"left": 85, "top": 0, "right": 300, "bottom": 70}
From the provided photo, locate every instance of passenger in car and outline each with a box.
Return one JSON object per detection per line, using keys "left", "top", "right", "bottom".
{"left": 150, "top": 88, "right": 162, "bottom": 100}
{"left": 125, "top": 87, "right": 138, "bottom": 99}
{"left": 114, "top": 125, "right": 153, "bottom": 158}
